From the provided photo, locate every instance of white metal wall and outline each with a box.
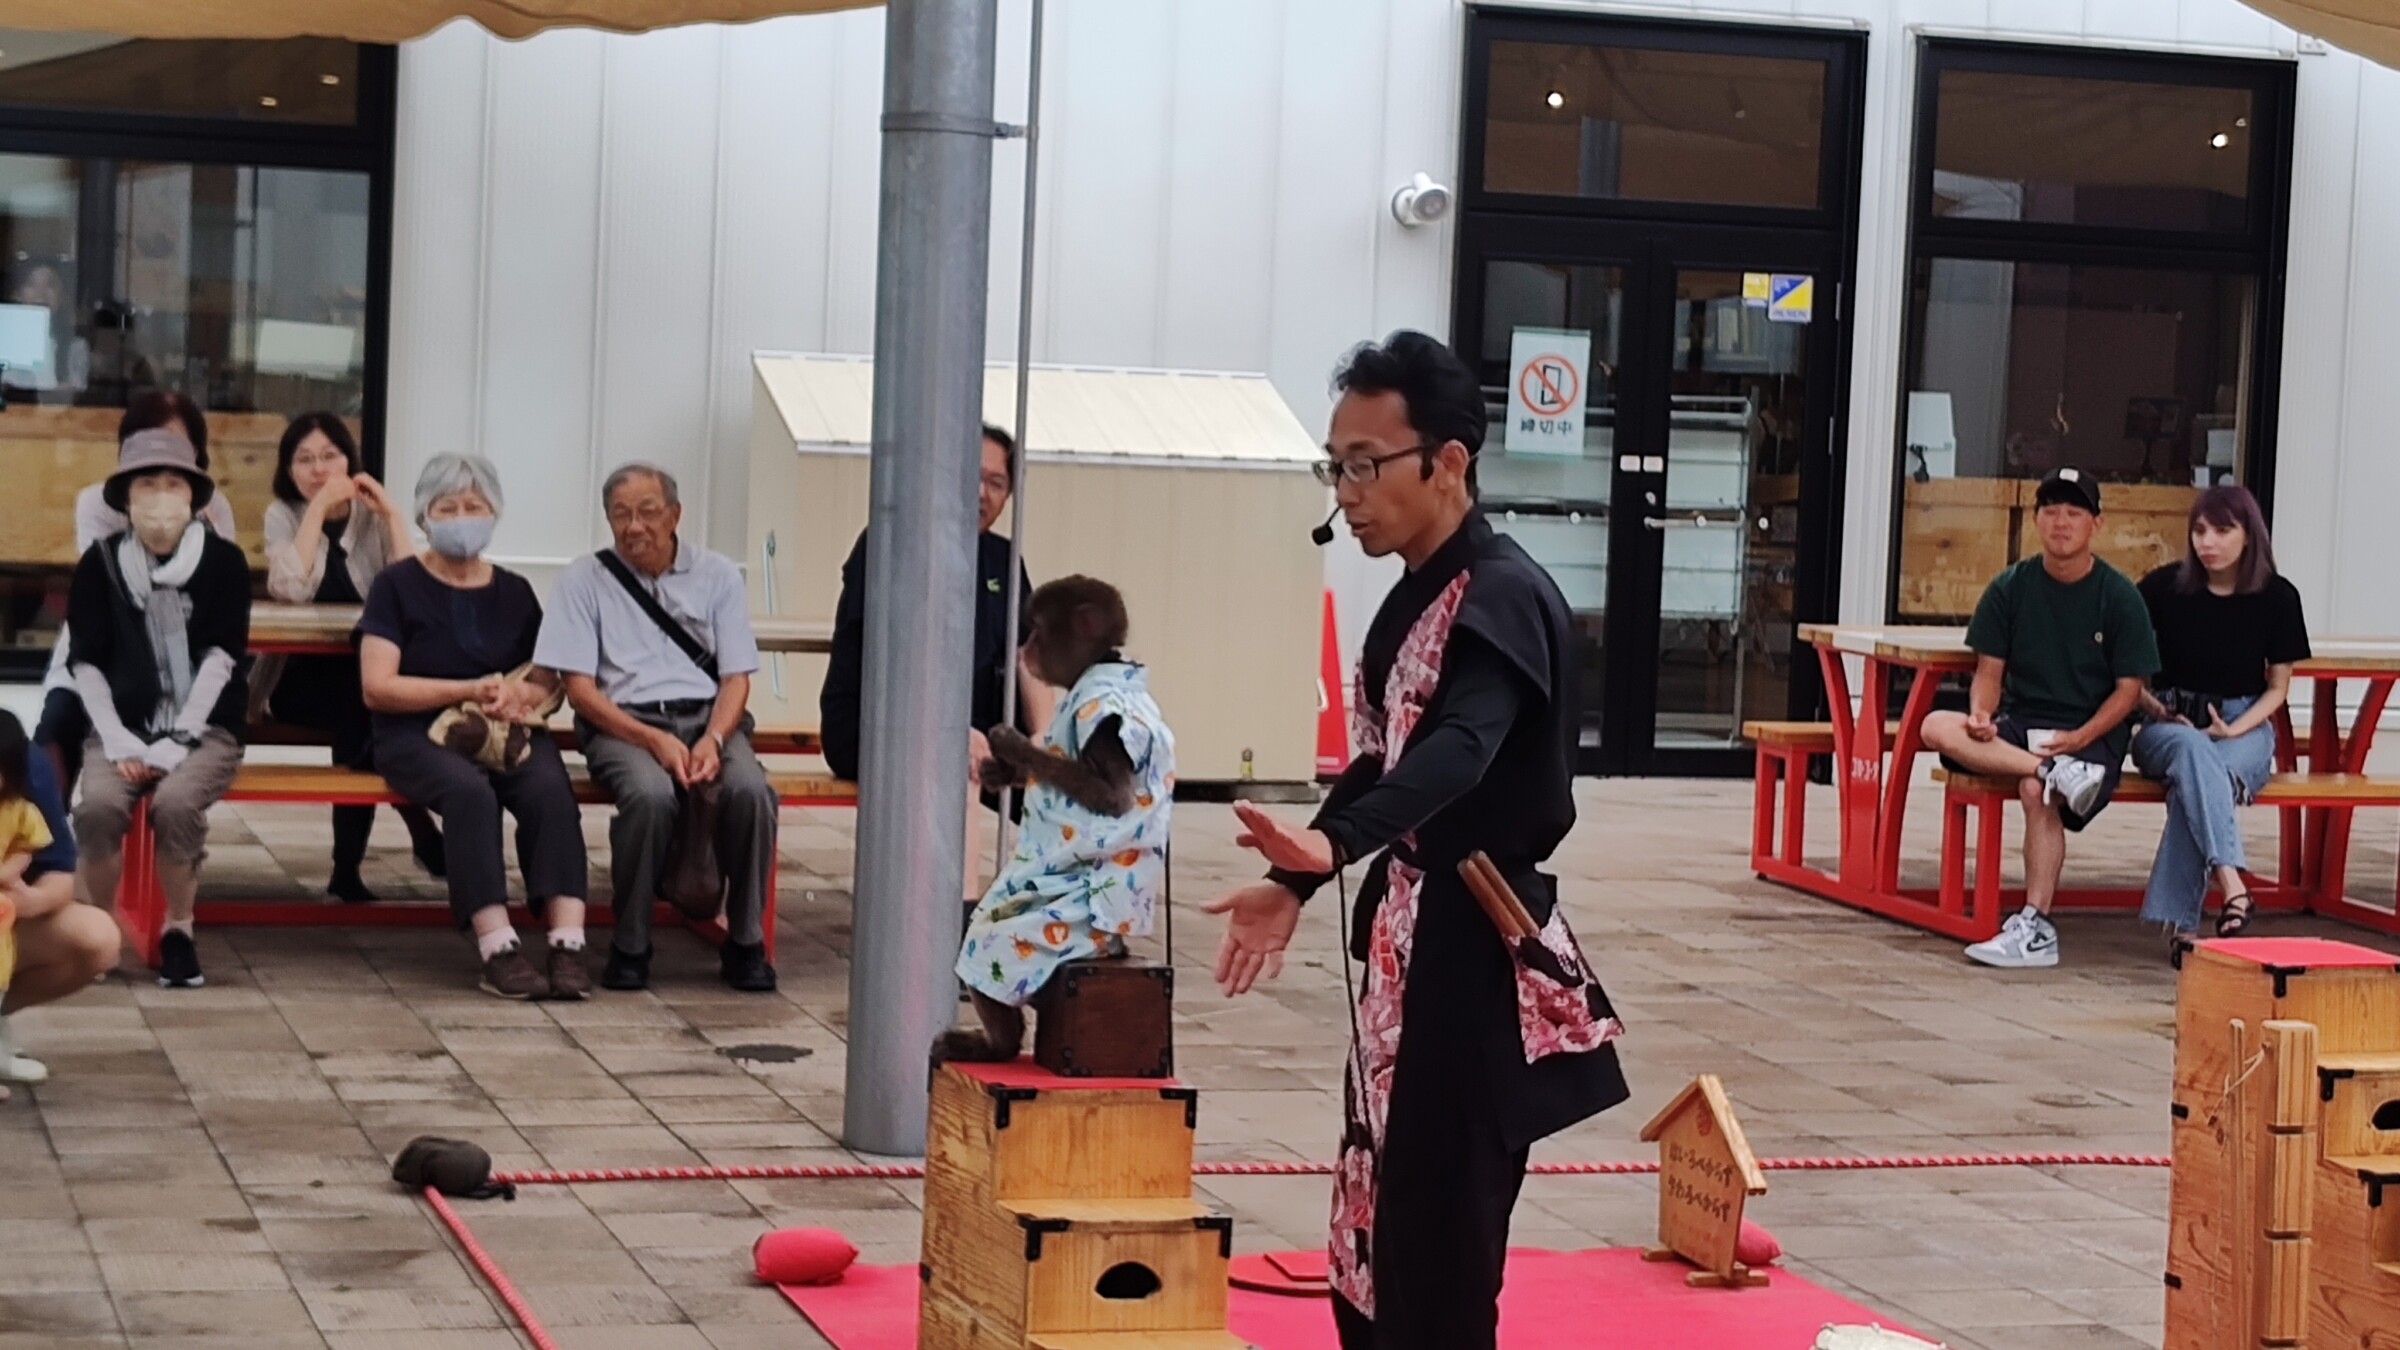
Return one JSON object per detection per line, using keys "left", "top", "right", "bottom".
{"left": 386, "top": 0, "right": 2393, "bottom": 666}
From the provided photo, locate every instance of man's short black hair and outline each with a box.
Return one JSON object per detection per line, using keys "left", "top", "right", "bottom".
{"left": 981, "top": 423, "right": 1018, "bottom": 478}
{"left": 1331, "top": 331, "right": 1488, "bottom": 486}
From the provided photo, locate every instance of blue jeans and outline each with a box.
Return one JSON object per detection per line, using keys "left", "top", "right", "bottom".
{"left": 2131, "top": 696, "right": 2276, "bottom": 932}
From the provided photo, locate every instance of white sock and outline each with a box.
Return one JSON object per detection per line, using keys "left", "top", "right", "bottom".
{"left": 548, "top": 928, "right": 585, "bottom": 952}
{"left": 475, "top": 927, "right": 521, "bottom": 961}
{"left": 163, "top": 918, "right": 194, "bottom": 938}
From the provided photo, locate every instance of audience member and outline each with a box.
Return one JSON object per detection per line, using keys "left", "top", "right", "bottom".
{"left": 359, "top": 455, "right": 588, "bottom": 1001}
{"left": 259, "top": 412, "right": 446, "bottom": 901}
{"left": 534, "top": 462, "right": 779, "bottom": 994}
{"left": 2132, "top": 486, "right": 2309, "bottom": 944}
{"left": 1920, "top": 468, "right": 2159, "bottom": 969}
{"left": 0, "top": 710, "right": 116, "bottom": 1099}
{"left": 37, "top": 391, "right": 237, "bottom": 787}
{"left": 65, "top": 428, "right": 252, "bottom": 990}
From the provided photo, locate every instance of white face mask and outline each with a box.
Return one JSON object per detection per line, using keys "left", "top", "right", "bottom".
{"left": 128, "top": 489, "right": 193, "bottom": 553}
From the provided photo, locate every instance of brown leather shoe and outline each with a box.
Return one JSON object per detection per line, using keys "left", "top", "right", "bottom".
{"left": 479, "top": 944, "right": 549, "bottom": 1000}
{"left": 546, "top": 945, "right": 592, "bottom": 1001}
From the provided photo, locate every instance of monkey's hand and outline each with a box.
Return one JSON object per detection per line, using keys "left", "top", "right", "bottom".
{"left": 986, "top": 725, "right": 1049, "bottom": 775}
{"left": 977, "top": 755, "right": 1023, "bottom": 791}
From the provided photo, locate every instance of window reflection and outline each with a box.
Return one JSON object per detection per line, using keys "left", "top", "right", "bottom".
{"left": 1483, "top": 40, "right": 1825, "bottom": 208}
{"left": 1932, "top": 69, "right": 2255, "bottom": 232}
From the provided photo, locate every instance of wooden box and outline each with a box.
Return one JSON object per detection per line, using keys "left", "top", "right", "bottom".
{"left": 2168, "top": 939, "right": 2400, "bottom": 1350}
{"left": 1033, "top": 960, "right": 1174, "bottom": 1080}
{"left": 920, "top": 1062, "right": 1239, "bottom": 1350}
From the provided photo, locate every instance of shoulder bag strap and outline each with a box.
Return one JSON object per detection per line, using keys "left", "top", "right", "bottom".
{"left": 596, "top": 550, "right": 718, "bottom": 682}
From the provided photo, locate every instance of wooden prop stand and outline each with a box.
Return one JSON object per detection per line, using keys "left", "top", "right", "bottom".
{"left": 1639, "top": 1074, "right": 1770, "bottom": 1289}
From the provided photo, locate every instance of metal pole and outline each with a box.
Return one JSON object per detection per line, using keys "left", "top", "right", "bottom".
{"left": 843, "top": 0, "right": 1001, "bottom": 1158}
{"left": 995, "top": 0, "right": 1045, "bottom": 867}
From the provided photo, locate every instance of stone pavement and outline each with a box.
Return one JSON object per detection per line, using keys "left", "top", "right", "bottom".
{"left": 5, "top": 775, "right": 2398, "bottom": 1349}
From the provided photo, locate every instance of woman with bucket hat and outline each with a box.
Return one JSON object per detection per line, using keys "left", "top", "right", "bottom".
{"left": 63, "top": 427, "right": 253, "bottom": 989}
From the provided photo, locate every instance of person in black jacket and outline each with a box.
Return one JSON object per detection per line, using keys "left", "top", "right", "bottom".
{"left": 65, "top": 428, "right": 252, "bottom": 990}
{"left": 818, "top": 424, "right": 1057, "bottom": 907}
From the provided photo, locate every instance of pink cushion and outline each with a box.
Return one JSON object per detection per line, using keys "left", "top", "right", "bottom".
{"left": 754, "top": 1228, "right": 859, "bottom": 1285}
{"left": 1735, "top": 1219, "right": 1782, "bottom": 1268}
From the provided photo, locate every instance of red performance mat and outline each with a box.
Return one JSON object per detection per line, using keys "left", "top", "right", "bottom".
{"left": 779, "top": 1247, "right": 1921, "bottom": 1348}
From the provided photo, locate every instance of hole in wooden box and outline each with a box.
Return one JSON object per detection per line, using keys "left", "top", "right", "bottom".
{"left": 1095, "top": 1262, "right": 1162, "bottom": 1300}
{"left": 2374, "top": 1099, "right": 2400, "bottom": 1132}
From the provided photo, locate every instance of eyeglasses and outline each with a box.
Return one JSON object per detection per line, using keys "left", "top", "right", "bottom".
{"left": 607, "top": 502, "right": 675, "bottom": 527}
{"left": 980, "top": 473, "right": 1013, "bottom": 496}
{"left": 1311, "top": 444, "right": 1439, "bottom": 487}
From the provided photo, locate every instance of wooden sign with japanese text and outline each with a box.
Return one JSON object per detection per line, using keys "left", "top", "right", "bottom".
{"left": 1639, "top": 1074, "right": 1769, "bottom": 1288}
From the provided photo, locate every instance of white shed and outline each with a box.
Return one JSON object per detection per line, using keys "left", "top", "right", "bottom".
{"left": 743, "top": 352, "right": 1327, "bottom": 785}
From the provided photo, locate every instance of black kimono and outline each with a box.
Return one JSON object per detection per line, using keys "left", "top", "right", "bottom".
{"left": 1271, "top": 510, "right": 1627, "bottom": 1349}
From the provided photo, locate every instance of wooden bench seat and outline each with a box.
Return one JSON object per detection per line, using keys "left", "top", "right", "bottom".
{"left": 1933, "top": 769, "right": 2400, "bottom": 805}
{"left": 221, "top": 763, "right": 857, "bottom": 807}
{"left": 244, "top": 722, "right": 824, "bottom": 757}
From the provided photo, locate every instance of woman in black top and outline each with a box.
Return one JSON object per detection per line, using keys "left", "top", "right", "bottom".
{"left": 2130, "top": 486, "right": 2310, "bottom": 940}
{"left": 360, "top": 455, "right": 588, "bottom": 1001}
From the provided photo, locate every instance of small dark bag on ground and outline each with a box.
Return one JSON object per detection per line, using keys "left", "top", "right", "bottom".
{"left": 391, "top": 1135, "right": 516, "bottom": 1200}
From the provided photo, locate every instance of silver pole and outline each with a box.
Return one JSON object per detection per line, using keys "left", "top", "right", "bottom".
{"left": 843, "top": 0, "right": 1001, "bottom": 1158}
{"left": 995, "top": 0, "right": 1045, "bottom": 866}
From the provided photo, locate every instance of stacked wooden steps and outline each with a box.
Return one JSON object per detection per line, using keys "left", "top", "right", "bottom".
{"left": 2166, "top": 939, "right": 2400, "bottom": 1350}
{"left": 919, "top": 1060, "right": 1243, "bottom": 1350}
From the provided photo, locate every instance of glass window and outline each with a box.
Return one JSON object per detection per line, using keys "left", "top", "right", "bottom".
{"left": 1931, "top": 68, "right": 2255, "bottom": 232}
{"left": 1473, "top": 259, "right": 1624, "bottom": 748}
{"left": 1482, "top": 39, "right": 1825, "bottom": 208}
{"left": 1894, "top": 259, "right": 2257, "bottom": 618}
{"left": 0, "top": 33, "right": 360, "bottom": 124}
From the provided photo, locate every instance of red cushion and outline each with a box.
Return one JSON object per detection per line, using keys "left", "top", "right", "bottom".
{"left": 754, "top": 1228, "right": 859, "bottom": 1286}
{"left": 1735, "top": 1219, "right": 1782, "bottom": 1268}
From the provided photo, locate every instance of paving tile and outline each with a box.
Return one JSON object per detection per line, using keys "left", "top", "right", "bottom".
{"left": 0, "top": 1252, "right": 108, "bottom": 1294}
{"left": 0, "top": 1292, "right": 120, "bottom": 1339}
{"left": 95, "top": 1252, "right": 294, "bottom": 1294}
{"left": 296, "top": 1288, "right": 507, "bottom": 1333}
{"left": 83, "top": 1217, "right": 272, "bottom": 1254}
{"left": 112, "top": 1289, "right": 319, "bottom": 1337}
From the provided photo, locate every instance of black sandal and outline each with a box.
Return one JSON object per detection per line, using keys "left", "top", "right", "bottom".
{"left": 2215, "top": 892, "right": 2256, "bottom": 937}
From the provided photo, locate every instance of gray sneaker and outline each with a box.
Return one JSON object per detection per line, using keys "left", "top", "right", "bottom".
{"left": 1965, "top": 910, "right": 2060, "bottom": 969}
{"left": 479, "top": 944, "right": 549, "bottom": 1000}
{"left": 2038, "top": 756, "right": 2107, "bottom": 818}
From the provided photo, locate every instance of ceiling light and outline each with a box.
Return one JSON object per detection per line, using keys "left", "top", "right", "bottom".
{"left": 1545, "top": 90, "right": 1564, "bottom": 110}
{"left": 320, "top": 73, "right": 341, "bottom": 86}
{"left": 2235, "top": 116, "right": 2249, "bottom": 128}
{"left": 259, "top": 95, "right": 280, "bottom": 108}
{"left": 2210, "top": 132, "right": 2229, "bottom": 148}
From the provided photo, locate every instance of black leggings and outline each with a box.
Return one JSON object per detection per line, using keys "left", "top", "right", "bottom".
{"left": 372, "top": 730, "right": 588, "bottom": 928}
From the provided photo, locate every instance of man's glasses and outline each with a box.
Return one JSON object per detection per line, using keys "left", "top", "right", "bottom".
{"left": 607, "top": 502, "right": 675, "bottom": 527}
{"left": 1310, "top": 444, "right": 1439, "bottom": 487}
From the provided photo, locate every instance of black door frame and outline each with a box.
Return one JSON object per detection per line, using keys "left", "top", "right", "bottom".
{"left": 1453, "top": 10, "right": 1868, "bottom": 776}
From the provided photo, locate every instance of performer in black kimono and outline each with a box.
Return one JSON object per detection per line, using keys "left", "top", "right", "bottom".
{"left": 1207, "top": 331, "right": 1628, "bottom": 1350}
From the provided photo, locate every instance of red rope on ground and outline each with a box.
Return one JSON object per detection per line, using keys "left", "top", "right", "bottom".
{"left": 422, "top": 1186, "right": 564, "bottom": 1350}
{"left": 488, "top": 1150, "right": 2169, "bottom": 1186}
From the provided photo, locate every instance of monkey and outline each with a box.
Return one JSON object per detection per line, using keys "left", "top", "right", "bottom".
{"left": 933, "top": 576, "right": 1177, "bottom": 1067}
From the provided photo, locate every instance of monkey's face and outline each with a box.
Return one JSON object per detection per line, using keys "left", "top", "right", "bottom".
{"left": 1022, "top": 614, "right": 1082, "bottom": 689}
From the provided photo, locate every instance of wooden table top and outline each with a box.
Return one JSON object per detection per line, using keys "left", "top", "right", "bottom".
{"left": 1798, "top": 624, "right": 2400, "bottom": 675}
{"left": 249, "top": 603, "right": 833, "bottom": 655}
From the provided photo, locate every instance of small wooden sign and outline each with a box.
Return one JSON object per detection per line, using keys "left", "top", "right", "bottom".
{"left": 1639, "top": 1074, "right": 1769, "bottom": 1289}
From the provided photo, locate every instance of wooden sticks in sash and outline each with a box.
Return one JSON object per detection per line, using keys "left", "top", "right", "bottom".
{"left": 1457, "top": 851, "right": 1539, "bottom": 940}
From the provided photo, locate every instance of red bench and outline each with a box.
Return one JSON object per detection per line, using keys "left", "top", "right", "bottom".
{"left": 112, "top": 761, "right": 856, "bottom": 970}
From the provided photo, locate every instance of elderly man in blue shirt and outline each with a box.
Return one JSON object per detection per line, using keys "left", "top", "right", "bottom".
{"left": 535, "top": 463, "right": 778, "bottom": 993}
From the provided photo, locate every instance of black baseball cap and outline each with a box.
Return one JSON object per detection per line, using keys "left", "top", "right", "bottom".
{"left": 2033, "top": 467, "right": 2101, "bottom": 515}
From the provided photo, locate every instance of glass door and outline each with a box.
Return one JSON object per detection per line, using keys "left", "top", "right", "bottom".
{"left": 1639, "top": 268, "right": 1815, "bottom": 773}
{"left": 1459, "top": 228, "right": 1840, "bottom": 775}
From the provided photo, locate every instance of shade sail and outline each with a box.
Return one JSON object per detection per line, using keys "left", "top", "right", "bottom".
{"left": 0, "top": 0, "right": 877, "bottom": 43}
{"left": 2244, "top": 1, "right": 2400, "bottom": 68}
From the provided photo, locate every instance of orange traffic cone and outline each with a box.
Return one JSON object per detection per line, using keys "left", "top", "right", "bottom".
{"left": 1316, "top": 591, "right": 1349, "bottom": 781}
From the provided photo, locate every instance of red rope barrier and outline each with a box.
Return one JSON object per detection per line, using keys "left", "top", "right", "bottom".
{"left": 489, "top": 1150, "right": 2169, "bottom": 1187}
{"left": 422, "top": 1186, "right": 563, "bottom": 1350}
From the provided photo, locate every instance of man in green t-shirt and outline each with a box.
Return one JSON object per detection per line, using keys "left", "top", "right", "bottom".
{"left": 1921, "top": 468, "right": 2160, "bottom": 969}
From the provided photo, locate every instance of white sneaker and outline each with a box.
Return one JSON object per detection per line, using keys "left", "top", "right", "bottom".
{"left": 1965, "top": 911, "right": 2059, "bottom": 969}
{"left": 0, "top": 1017, "right": 46, "bottom": 1085}
{"left": 2038, "top": 756, "right": 2107, "bottom": 818}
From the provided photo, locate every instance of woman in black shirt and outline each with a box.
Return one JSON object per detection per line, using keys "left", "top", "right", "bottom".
{"left": 2130, "top": 486, "right": 2310, "bottom": 940}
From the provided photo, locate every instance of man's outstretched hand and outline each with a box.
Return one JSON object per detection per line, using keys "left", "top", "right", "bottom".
{"left": 1203, "top": 881, "right": 1301, "bottom": 997}
{"left": 1232, "top": 800, "right": 1336, "bottom": 874}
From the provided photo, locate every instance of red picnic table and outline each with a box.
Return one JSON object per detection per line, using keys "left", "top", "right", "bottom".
{"left": 248, "top": 601, "right": 834, "bottom": 655}
{"left": 1746, "top": 623, "right": 2400, "bottom": 941}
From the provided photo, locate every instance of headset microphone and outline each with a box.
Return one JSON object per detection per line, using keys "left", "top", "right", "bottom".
{"left": 1310, "top": 507, "right": 1340, "bottom": 547}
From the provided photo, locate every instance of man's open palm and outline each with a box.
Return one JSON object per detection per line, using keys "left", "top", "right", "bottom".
{"left": 1204, "top": 882, "right": 1300, "bottom": 997}
{"left": 1232, "top": 800, "right": 1335, "bottom": 873}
